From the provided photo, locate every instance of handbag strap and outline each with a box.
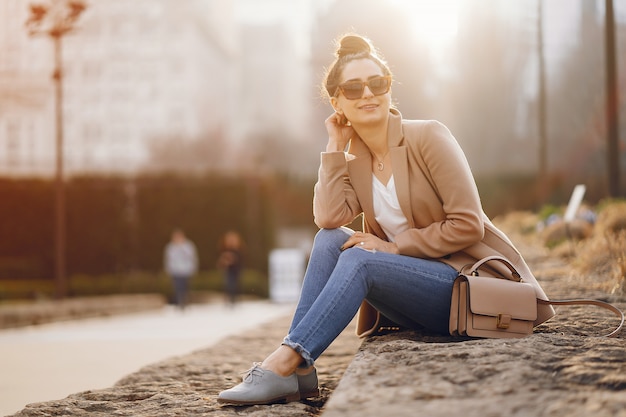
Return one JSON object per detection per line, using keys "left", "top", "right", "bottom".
{"left": 538, "top": 298, "right": 624, "bottom": 338}
{"left": 464, "top": 255, "right": 522, "bottom": 282}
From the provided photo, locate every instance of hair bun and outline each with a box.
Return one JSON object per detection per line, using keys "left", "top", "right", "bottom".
{"left": 336, "top": 34, "right": 372, "bottom": 58}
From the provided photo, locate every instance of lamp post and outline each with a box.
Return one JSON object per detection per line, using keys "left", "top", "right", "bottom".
{"left": 25, "top": 1, "right": 86, "bottom": 298}
{"left": 605, "top": 0, "right": 620, "bottom": 198}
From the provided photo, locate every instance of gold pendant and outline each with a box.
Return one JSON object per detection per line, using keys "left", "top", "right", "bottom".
{"left": 377, "top": 162, "right": 384, "bottom": 171}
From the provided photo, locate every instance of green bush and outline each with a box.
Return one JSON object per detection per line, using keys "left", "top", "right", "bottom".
{"left": 0, "top": 174, "right": 318, "bottom": 284}
{"left": 0, "top": 279, "right": 55, "bottom": 301}
{"left": 0, "top": 268, "right": 268, "bottom": 302}
{"left": 538, "top": 204, "right": 562, "bottom": 221}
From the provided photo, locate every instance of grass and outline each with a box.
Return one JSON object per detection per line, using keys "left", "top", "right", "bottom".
{"left": 493, "top": 200, "right": 626, "bottom": 297}
{"left": 0, "top": 269, "right": 269, "bottom": 303}
{"left": 581, "top": 201, "right": 626, "bottom": 295}
{"left": 546, "top": 200, "right": 626, "bottom": 295}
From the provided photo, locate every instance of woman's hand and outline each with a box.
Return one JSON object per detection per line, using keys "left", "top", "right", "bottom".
{"left": 324, "top": 111, "right": 355, "bottom": 152}
{"left": 341, "top": 232, "right": 399, "bottom": 255}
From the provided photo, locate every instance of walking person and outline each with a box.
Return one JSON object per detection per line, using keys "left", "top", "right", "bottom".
{"left": 217, "top": 230, "right": 243, "bottom": 306}
{"left": 164, "top": 228, "right": 198, "bottom": 310}
{"left": 218, "top": 33, "right": 555, "bottom": 406}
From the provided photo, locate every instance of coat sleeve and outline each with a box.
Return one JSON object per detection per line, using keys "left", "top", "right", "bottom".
{"left": 394, "top": 121, "right": 485, "bottom": 258}
{"left": 313, "top": 151, "right": 362, "bottom": 229}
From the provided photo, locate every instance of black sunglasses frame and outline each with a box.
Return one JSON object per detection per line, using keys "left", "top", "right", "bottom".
{"left": 335, "top": 76, "right": 392, "bottom": 100}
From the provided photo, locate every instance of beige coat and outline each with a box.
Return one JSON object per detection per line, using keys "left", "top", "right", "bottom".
{"left": 313, "top": 109, "right": 555, "bottom": 337}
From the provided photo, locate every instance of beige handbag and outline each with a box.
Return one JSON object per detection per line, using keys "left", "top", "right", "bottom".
{"left": 449, "top": 256, "right": 624, "bottom": 339}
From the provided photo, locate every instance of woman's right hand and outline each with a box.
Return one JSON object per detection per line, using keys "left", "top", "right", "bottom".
{"left": 324, "top": 112, "right": 355, "bottom": 152}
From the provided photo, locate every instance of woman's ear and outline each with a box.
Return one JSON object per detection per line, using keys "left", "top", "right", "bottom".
{"left": 330, "top": 97, "right": 341, "bottom": 113}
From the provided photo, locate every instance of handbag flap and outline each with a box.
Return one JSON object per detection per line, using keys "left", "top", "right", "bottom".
{"left": 466, "top": 276, "right": 537, "bottom": 321}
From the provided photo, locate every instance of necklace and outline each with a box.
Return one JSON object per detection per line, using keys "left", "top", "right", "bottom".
{"left": 374, "top": 150, "right": 390, "bottom": 171}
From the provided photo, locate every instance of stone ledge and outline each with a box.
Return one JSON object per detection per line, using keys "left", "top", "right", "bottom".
{"left": 323, "top": 249, "right": 626, "bottom": 417}
{"left": 320, "top": 231, "right": 626, "bottom": 416}
{"left": 323, "top": 322, "right": 625, "bottom": 417}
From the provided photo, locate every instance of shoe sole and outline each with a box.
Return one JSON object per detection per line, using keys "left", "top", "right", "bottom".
{"left": 218, "top": 392, "right": 300, "bottom": 406}
{"left": 299, "top": 388, "right": 320, "bottom": 399}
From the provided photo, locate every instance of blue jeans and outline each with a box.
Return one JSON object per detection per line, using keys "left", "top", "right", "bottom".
{"left": 172, "top": 275, "right": 190, "bottom": 309}
{"left": 283, "top": 227, "right": 457, "bottom": 367}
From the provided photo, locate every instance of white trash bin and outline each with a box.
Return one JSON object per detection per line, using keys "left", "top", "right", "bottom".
{"left": 269, "top": 248, "right": 305, "bottom": 303}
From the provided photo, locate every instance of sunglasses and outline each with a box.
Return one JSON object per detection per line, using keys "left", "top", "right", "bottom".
{"left": 336, "top": 76, "right": 392, "bottom": 100}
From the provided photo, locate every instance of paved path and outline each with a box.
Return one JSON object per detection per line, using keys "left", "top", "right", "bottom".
{"left": 0, "top": 300, "right": 295, "bottom": 416}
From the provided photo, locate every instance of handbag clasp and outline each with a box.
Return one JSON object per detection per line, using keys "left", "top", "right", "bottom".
{"left": 496, "top": 314, "right": 512, "bottom": 329}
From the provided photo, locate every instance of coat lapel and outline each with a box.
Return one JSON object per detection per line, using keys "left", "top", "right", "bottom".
{"left": 347, "top": 139, "right": 382, "bottom": 236}
{"left": 390, "top": 146, "right": 414, "bottom": 229}
{"left": 387, "top": 109, "right": 415, "bottom": 229}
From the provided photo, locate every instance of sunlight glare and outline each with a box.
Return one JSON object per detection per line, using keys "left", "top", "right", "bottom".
{"left": 392, "top": 0, "right": 461, "bottom": 50}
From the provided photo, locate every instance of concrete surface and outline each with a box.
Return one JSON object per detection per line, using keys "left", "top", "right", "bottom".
{"left": 0, "top": 300, "right": 294, "bottom": 416}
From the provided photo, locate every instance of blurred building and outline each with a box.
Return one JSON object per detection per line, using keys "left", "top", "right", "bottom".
{"left": 0, "top": 0, "right": 238, "bottom": 176}
{"left": 0, "top": 0, "right": 53, "bottom": 176}
{"left": 0, "top": 0, "right": 316, "bottom": 177}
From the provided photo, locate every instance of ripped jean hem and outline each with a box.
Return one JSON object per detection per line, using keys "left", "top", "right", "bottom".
{"left": 282, "top": 336, "right": 315, "bottom": 368}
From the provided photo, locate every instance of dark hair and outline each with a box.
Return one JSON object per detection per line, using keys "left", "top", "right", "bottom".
{"left": 323, "top": 34, "right": 392, "bottom": 99}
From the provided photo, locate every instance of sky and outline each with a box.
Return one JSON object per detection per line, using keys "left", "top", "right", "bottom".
{"left": 234, "top": 0, "right": 334, "bottom": 58}
{"left": 390, "top": 0, "right": 461, "bottom": 48}
{"left": 233, "top": 0, "right": 463, "bottom": 59}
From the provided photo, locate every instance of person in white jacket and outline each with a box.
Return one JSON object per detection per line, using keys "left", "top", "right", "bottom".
{"left": 164, "top": 228, "right": 198, "bottom": 310}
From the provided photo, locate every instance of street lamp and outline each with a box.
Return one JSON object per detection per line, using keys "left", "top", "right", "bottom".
{"left": 25, "top": 0, "right": 86, "bottom": 298}
{"left": 605, "top": 0, "right": 621, "bottom": 198}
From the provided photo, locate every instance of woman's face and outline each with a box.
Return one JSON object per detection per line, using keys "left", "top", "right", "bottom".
{"left": 331, "top": 58, "right": 391, "bottom": 128}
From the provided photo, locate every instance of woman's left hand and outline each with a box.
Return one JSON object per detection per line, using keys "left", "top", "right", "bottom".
{"left": 341, "top": 232, "right": 399, "bottom": 255}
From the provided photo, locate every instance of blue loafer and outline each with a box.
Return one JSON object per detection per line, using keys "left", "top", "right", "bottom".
{"left": 218, "top": 363, "right": 300, "bottom": 405}
{"left": 297, "top": 368, "right": 319, "bottom": 399}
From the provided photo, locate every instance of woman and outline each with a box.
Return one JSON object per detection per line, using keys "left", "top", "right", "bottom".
{"left": 218, "top": 33, "right": 555, "bottom": 406}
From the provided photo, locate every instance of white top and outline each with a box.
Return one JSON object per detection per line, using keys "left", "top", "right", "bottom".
{"left": 372, "top": 175, "right": 409, "bottom": 242}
